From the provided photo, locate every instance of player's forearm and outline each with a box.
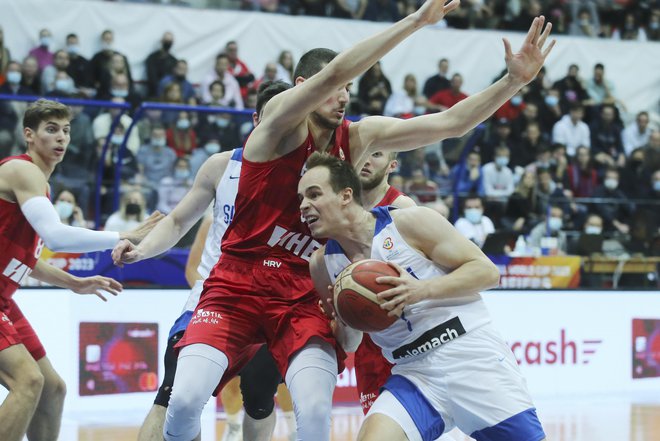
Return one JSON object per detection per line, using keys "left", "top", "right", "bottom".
{"left": 136, "top": 214, "right": 191, "bottom": 260}
{"left": 31, "top": 260, "right": 81, "bottom": 291}
{"left": 423, "top": 258, "right": 500, "bottom": 301}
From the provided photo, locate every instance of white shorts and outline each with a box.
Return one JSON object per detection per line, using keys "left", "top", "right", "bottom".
{"left": 367, "top": 323, "right": 545, "bottom": 441}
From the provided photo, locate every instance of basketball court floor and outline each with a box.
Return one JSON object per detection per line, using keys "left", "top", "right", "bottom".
{"left": 64, "top": 391, "right": 659, "bottom": 441}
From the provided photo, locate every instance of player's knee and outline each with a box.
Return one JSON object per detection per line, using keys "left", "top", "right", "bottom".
{"left": 241, "top": 382, "right": 276, "bottom": 419}
{"left": 44, "top": 373, "right": 67, "bottom": 403}
{"left": 295, "top": 390, "right": 332, "bottom": 423}
{"left": 18, "top": 368, "right": 45, "bottom": 402}
{"left": 164, "top": 392, "right": 204, "bottom": 441}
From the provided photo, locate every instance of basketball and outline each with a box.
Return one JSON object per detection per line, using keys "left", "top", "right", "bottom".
{"left": 333, "top": 259, "right": 400, "bottom": 332}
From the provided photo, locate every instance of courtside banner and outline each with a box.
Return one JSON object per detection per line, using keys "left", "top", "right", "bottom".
{"left": 490, "top": 256, "right": 581, "bottom": 289}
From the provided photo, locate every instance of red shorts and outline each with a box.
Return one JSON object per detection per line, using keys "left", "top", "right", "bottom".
{"left": 0, "top": 299, "right": 46, "bottom": 361}
{"left": 177, "top": 256, "right": 345, "bottom": 394}
{"left": 355, "top": 333, "right": 393, "bottom": 414}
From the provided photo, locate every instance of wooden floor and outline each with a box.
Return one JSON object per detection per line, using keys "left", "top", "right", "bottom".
{"left": 64, "top": 393, "right": 660, "bottom": 441}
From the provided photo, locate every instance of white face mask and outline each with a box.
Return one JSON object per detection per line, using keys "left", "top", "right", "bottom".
{"left": 215, "top": 118, "right": 230, "bottom": 128}
{"left": 464, "top": 208, "right": 483, "bottom": 224}
{"left": 151, "top": 138, "right": 166, "bottom": 148}
{"left": 604, "top": 178, "right": 618, "bottom": 190}
{"left": 110, "top": 134, "right": 124, "bottom": 145}
{"left": 176, "top": 119, "right": 191, "bottom": 130}
{"left": 55, "top": 78, "right": 74, "bottom": 92}
{"left": 6, "top": 71, "right": 21, "bottom": 84}
{"left": 495, "top": 156, "right": 509, "bottom": 167}
{"left": 585, "top": 225, "right": 602, "bottom": 235}
{"left": 204, "top": 142, "right": 221, "bottom": 154}
{"left": 548, "top": 217, "right": 563, "bottom": 231}
{"left": 55, "top": 201, "right": 74, "bottom": 220}
{"left": 174, "top": 169, "right": 190, "bottom": 180}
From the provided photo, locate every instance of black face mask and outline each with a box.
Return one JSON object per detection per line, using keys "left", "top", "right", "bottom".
{"left": 125, "top": 203, "right": 141, "bottom": 215}
{"left": 162, "top": 41, "right": 173, "bottom": 51}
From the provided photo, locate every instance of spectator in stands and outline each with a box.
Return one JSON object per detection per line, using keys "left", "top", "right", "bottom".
{"left": 200, "top": 53, "right": 243, "bottom": 109}
{"left": 495, "top": 90, "right": 526, "bottom": 122}
{"left": 585, "top": 63, "right": 618, "bottom": 108}
{"left": 383, "top": 73, "right": 426, "bottom": 118}
{"left": 509, "top": 0, "right": 543, "bottom": 32}
{"left": 451, "top": 150, "right": 484, "bottom": 196}
{"left": 569, "top": 5, "right": 600, "bottom": 38}
{"left": 159, "top": 81, "right": 189, "bottom": 126}
{"left": 92, "top": 97, "right": 141, "bottom": 155}
{"left": 0, "top": 98, "right": 18, "bottom": 158}
{"left": 422, "top": 58, "right": 450, "bottom": 99}
{"left": 363, "top": 0, "right": 400, "bottom": 22}
{"left": 552, "top": 64, "right": 589, "bottom": 113}
{"left": 527, "top": 205, "right": 567, "bottom": 255}
{"left": 620, "top": 148, "right": 651, "bottom": 199}
{"left": 98, "top": 56, "right": 136, "bottom": 102}
{"left": 427, "top": 73, "right": 468, "bottom": 112}
{"left": 648, "top": 12, "right": 660, "bottom": 42}
{"left": 41, "top": 50, "right": 70, "bottom": 94}
{"left": 158, "top": 59, "right": 196, "bottom": 103}
{"left": 137, "top": 123, "right": 178, "bottom": 192}
{"left": 105, "top": 190, "right": 149, "bottom": 232}
{"left": 97, "top": 122, "right": 140, "bottom": 215}
{"left": 483, "top": 117, "right": 515, "bottom": 164}
{"left": 190, "top": 136, "right": 221, "bottom": 178}
{"left": 225, "top": 41, "right": 255, "bottom": 100}
{"left": 510, "top": 101, "right": 539, "bottom": 140}
{"left": 28, "top": 28, "right": 54, "bottom": 70}
{"left": 276, "top": 50, "right": 294, "bottom": 83}
{"left": 552, "top": 103, "right": 590, "bottom": 157}
{"left": 612, "top": 12, "right": 647, "bottom": 41}
{"left": 357, "top": 61, "right": 392, "bottom": 115}
{"left": 567, "top": 145, "right": 598, "bottom": 198}
{"left": 53, "top": 189, "right": 87, "bottom": 227}
{"left": 89, "top": 29, "right": 132, "bottom": 95}
{"left": 21, "top": 55, "right": 41, "bottom": 95}
{"left": 145, "top": 31, "right": 177, "bottom": 100}
{"left": 157, "top": 157, "right": 194, "bottom": 214}
{"left": 0, "top": 61, "right": 32, "bottom": 96}
{"left": 550, "top": 143, "right": 569, "bottom": 185}
{"left": 406, "top": 168, "right": 438, "bottom": 203}
{"left": 424, "top": 200, "right": 450, "bottom": 219}
{"left": 523, "top": 66, "right": 551, "bottom": 105}
{"left": 482, "top": 145, "right": 515, "bottom": 199}
{"left": 622, "top": 111, "right": 654, "bottom": 157}
{"left": 502, "top": 170, "right": 538, "bottom": 233}
{"left": 590, "top": 104, "right": 624, "bottom": 169}
{"left": 454, "top": 195, "right": 495, "bottom": 249}
{"left": 592, "top": 167, "right": 634, "bottom": 234}
{"left": 65, "top": 33, "right": 90, "bottom": 89}
{"left": 536, "top": 167, "right": 570, "bottom": 217}
{"left": 251, "top": 62, "right": 279, "bottom": 93}
{"left": 45, "top": 71, "right": 77, "bottom": 98}
{"left": 537, "top": 87, "right": 562, "bottom": 134}
{"left": 513, "top": 121, "right": 550, "bottom": 169}
{"left": 331, "top": 0, "right": 368, "bottom": 19}
{"left": 0, "top": 25, "right": 10, "bottom": 85}
{"left": 389, "top": 173, "right": 405, "bottom": 192}
{"left": 166, "top": 111, "right": 197, "bottom": 157}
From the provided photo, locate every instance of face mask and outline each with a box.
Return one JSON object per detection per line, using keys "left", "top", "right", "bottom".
{"left": 176, "top": 119, "right": 191, "bottom": 130}
{"left": 511, "top": 96, "right": 523, "bottom": 106}
{"left": 585, "top": 226, "right": 602, "bottom": 235}
{"left": 39, "top": 36, "right": 51, "bottom": 48}
{"left": 548, "top": 217, "right": 563, "bottom": 231}
{"left": 544, "top": 95, "right": 559, "bottom": 107}
{"left": 55, "top": 201, "right": 74, "bottom": 220}
{"left": 495, "top": 156, "right": 509, "bottom": 167}
{"left": 162, "top": 41, "right": 173, "bottom": 51}
{"left": 580, "top": 19, "right": 590, "bottom": 27}
{"left": 7, "top": 71, "right": 21, "bottom": 84}
{"left": 102, "top": 42, "right": 113, "bottom": 51}
{"left": 651, "top": 22, "right": 659, "bottom": 30}
{"left": 653, "top": 181, "right": 660, "bottom": 192}
{"left": 414, "top": 105, "right": 426, "bottom": 115}
{"left": 174, "top": 169, "right": 190, "bottom": 180}
{"left": 112, "top": 89, "right": 129, "bottom": 98}
{"left": 55, "top": 78, "right": 73, "bottom": 92}
{"left": 204, "top": 142, "right": 220, "bottom": 154}
{"left": 604, "top": 178, "right": 618, "bottom": 190}
{"left": 215, "top": 118, "right": 230, "bottom": 128}
{"left": 110, "top": 134, "right": 124, "bottom": 145}
{"left": 151, "top": 138, "right": 166, "bottom": 148}
{"left": 125, "top": 202, "right": 141, "bottom": 215}
{"left": 67, "top": 44, "right": 80, "bottom": 55}
{"left": 464, "top": 208, "right": 483, "bottom": 224}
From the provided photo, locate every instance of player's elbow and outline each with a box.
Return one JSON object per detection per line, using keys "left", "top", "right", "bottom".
{"left": 481, "top": 259, "right": 501, "bottom": 289}
{"left": 42, "top": 235, "right": 68, "bottom": 252}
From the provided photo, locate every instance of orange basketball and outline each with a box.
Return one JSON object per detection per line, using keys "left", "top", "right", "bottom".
{"left": 333, "top": 259, "right": 399, "bottom": 332}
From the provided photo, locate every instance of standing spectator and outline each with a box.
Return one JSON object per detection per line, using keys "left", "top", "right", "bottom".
{"left": 383, "top": 73, "right": 426, "bottom": 118}
{"left": 357, "top": 61, "right": 392, "bottom": 115}
{"left": 21, "top": 55, "right": 41, "bottom": 95}
{"left": 454, "top": 195, "right": 495, "bottom": 248}
{"left": 502, "top": 171, "right": 538, "bottom": 232}
{"left": 619, "top": 148, "right": 651, "bottom": 199}
{"left": 145, "top": 31, "right": 177, "bottom": 100}
{"left": 166, "top": 111, "right": 197, "bottom": 157}
{"left": 585, "top": 63, "right": 617, "bottom": 108}
{"left": 28, "top": 28, "right": 54, "bottom": 70}
{"left": 41, "top": 50, "right": 70, "bottom": 94}
{"left": 276, "top": 50, "right": 295, "bottom": 84}
{"left": 422, "top": 58, "right": 450, "bottom": 99}
{"left": 225, "top": 41, "right": 255, "bottom": 100}
{"left": 590, "top": 104, "right": 624, "bottom": 169}
{"left": 569, "top": 5, "right": 600, "bottom": 37}
{"left": 513, "top": 121, "right": 550, "bottom": 168}
{"left": 157, "top": 59, "right": 196, "bottom": 103}
{"left": 200, "top": 53, "right": 243, "bottom": 109}
{"left": 92, "top": 97, "right": 140, "bottom": 155}
{"left": 482, "top": 145, "right": 515, "bottom": 198}
{"left": 89, "top": 30, "right": 132, "bottom": 94}
{"left": 0, "top": 25, "right": 10, "bottom": 85}
{"left": 190, "top": 136, "right": 221, "bottom": 178}
{"left": 451, "top": 150, "right": 484, "bottom": 196}
{"left": 428, "top": 73, "right": 468, "bottom": 112}
{"left": 137, "top": 124, "right": 178, "bottom": 192}
{"left": 622, "top": 111, "right": 654, "bottom": 157}
{"left": 592, "top": 167, "right": 634, "bottom": 234}
{"left": 566, "top": 146, "right": 598, "bottom": 198}
{"left": 552, "top": 64, "right": 589, "bottom": 113}
{"left": 552, "top": 103, "right": 590, "bottom": 157}
{"left": 157, "top": 157, "right": 194, "bottom": 214}
{"left": 65, "top": 33, "right": 90, "bottom": 89}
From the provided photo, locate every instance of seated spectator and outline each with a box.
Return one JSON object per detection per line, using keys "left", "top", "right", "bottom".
{"left": 65, "top": 33, "right": 91, "bottom": 90}
{"left": 567, "top": 145, "right": 598, "bottom": 198}
{"left": 422, "top": 58, "right": 450, "bottom": 100}
{"left": 89, "top": 29, "right": 132, "bottom": 94}
{"left": 41, "top": 50, "right": 71, "bottom": 94}
{"left": 406, "top": 168, "right": 438, "bottom": 203}
{"left": 158, "top": 59, "right": 196, "bottom": 103}
{"left": 276, "top": 50, "right": 294, "bottom": 84}
{"left": 98, "top": 71, "right": 140, "bottom": 110}
{"left": 535, "top": 167, "right": 571, "bottom": 217}
{"left": 510, "top": 101, "right": 539, "bottom": 141}
{"left": 592, "top": 167, "right": 634, "bottom": 234}
{"left": 225, "top": 41, "right": 255, "bottom": 100}
{"left": 21, "top": 55, "right": 41, "bottom": 95}
{"left": 137, "top": 124, "right": 178, "bottom": 192}
{"left": 550, "top": 143, "right": 569, "bottom": 185}
{"left": 552, "top": 103, "right": 590, "bottom": 157}
{"left": 0, "top": 99, "right": 19, "bottom": 158}
{"left": 92, "top": 97, "right": 140, "bottom": 155}
{"left": 612, "top": 12, "right": 647, "bottom": 41}
{"left": 423, "top": 200, "right": 450, "bottom": 218}
{"left": 483, "top": 117, "right": 515, "bottom": 164}
{"left": 502, "top": 170, "right": 539, "bottom": 233}
{"left": 389, "top": 173, "right": 405, "bottom": 192}
{"left": 527, "top": 205, "right": 568, "bottom": 255}
{"left": 28, "top": 28, "right": 54, "bottom": 70}
{"left": 159, "top": 81, "right": 188, "bottom": 126}
{"left": 190, "top": 137, "right": 221, "bottom": 178}
{"left": 537, "top": 87, "right": 562, "bottom": 134}
{"left": 331, "top": 0, "right": 368, "bottom": 19}
{"left": 357, "top": 61, "right": 392, "bottom": 115}
{"left": 552, "top": 65, "right": 589, "bottom": 113}
{"left": 585, "top": 63, "right": 618, "bottom": 108}
{"left": 454, "top": 195, "right": 495, "bottom": 248}
{"left": 384, "top": 73, "right": 427, "bottom": 118}
{"left": 0, "top": 61, "right": 32, "bottom": 96}
{"left": 427, "top": 73, "right": 468, "bottom": 112}
{"left": 166, "top": 111, "right": 198, "bottom": 157}
{"left": 53, "top": 189, "right": 87, "bottom": 227}
{"left": 450, "top": 150, "right": 484, "bottom": 196}
{"left": 569, "top": 6, "right": 600, "bottom": 38}
{"left": 622, "top": 111, "right": 654, "bottom": 157}
{"left": 363, "top": 0, "right": 399, "bottom": 22}
{"left": 251, "top": 62, "right": 279, "bottom": 94}
{"left": 512, "top": 121, "right": 550, "bottom": 169}
{"left": 620, "top": 148, "right": 651, "bottom": 199}
{"left": 157, "top": 157, "right": 194, "bottom": 214}
{"left": 45, "top": 71, "right": 77, "bottom": 98}
{"left": 494, "top": 91, "right": 526, "bottom": 122}
{"left": 0, "top": 25, "right": 9, "bottom": 84}
{"left": 481, "top": 145, "right": 514, "bottom": 199}
{"left": 590, "top": 104, "right": 624, "bottom": 168}
{"left": 105, "top": 190, "right": 149, "bottom": 232}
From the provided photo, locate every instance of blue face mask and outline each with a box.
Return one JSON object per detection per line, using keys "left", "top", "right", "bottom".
{"left": 204, "top": 142, "right": 221, "bottom": 154}
{"left": 39, "top": 36, "right": 51, "bottom": 48}
{"left": 6, "top": 71, "right": 21, "bottom": 84}
{"left": 495, "top": 156, "right": 509, "bottom": 167}
{"left": 215, "top": 118, "right": 230, "bottom": 128}
{"left": 111, "top": 89, "right": 129, "bottom": 98}
{"left": 67, "top": 44, "right": 80, "bottom": 55}
{"left": 55, "top": 78, "right": 73, "bottom": 92}
{"left": 151, "top": 138, "right": 166, "bottom": 148}
{"left": 511, "top": 96, "right": 523, "bottom": 106}
{"left": 110, "top": 134, "right": 124, "bottom": 145}
{"left": 174, "top": 169, "right": 190, "bottom": 180}
{"left": 545, "top": 95, "right": 559, "bottom": 107}
{"left": 548, "top": 217, "right": 563, "bottom": 231}
{"left": 176, "top": 119, "right": 191, "bottom": 130}
{"left": 464, "top": 208, "right": 483, "bottom": 224}
{"left": 55, "top": 201, "right": 74, "bottom": 220}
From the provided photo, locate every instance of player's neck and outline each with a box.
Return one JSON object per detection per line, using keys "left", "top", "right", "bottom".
{"left": 308, "top": 120, "right": 336, "bottom": 153}
{"left": 26, "top": 151, "right": 56, "bottom": 179}
{"left": 335, "top": 208, "right": 375, "bottom": 261}
{"left": 362, "top": 182, "right": 390, "bottom": 210}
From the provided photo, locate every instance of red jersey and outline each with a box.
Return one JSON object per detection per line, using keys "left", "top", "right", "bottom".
{"left": 377, "top": 186, "right": 404, "bottom": 206}
{"left": 217, "top": 119, "right": 351, "bottom": 272}
{"left": 0, "top": 155, "right": 44, "bottom": 310}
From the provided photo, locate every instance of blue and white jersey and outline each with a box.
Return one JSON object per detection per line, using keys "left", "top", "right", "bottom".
{"left": 169, "top": 148, "right": 242, "bottom": 338}
{"left": 324, "top": 206, "right": 491, "bottom": 364}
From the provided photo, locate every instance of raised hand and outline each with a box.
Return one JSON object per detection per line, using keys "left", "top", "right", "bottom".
{"left": 413, "top": 0, "right": 461, "bottom": 27}
{"left": 504, "top": 16, "right": 556, "bottom": 86}
{"left": 72, "top": 275, "right": 122, "bottom": 302}
{"left": 122, "top": 211, "right": 165, "bottom": 244}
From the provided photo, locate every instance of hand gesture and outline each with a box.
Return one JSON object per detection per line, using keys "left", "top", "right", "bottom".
{"left": 121, "top": 211, "right": 165, "bottom": 244}
{"left": 375, "top": 262, "right": 429, "bottom": 317}
{"left": 504, "top": 16, "right": 556, "bottom": 86}
{"left": 72, "top": 275, "right": 122, "bottom": 302}
{"left": 414, "top": 0, "right": 461, "bottom": 27}
{"left": 111, "top": 239, "right": 142, "bottom": 267}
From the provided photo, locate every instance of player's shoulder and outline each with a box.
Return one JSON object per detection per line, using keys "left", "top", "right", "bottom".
{"left": 0, "top": 157, "right": 42, "bottom": 181}
{"left": 391, "top": 194, "right": 416, "bottom": 209}
{"left": 390, "top": 206, "right": 439, "bottom": 234}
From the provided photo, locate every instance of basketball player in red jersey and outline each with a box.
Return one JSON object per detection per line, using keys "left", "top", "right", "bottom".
{"left": 0, "top": 99, "right": 160, "bottom": 441}
{"left": 116, "top": 3, "right": 553, "bottom": 439}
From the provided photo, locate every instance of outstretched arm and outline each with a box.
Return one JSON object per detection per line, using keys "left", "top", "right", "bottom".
{"left": 31, "top": 260, "right": 122, "bottom": 302}
{"left": 353, "top": 16, "right": 556, "bottom": 159}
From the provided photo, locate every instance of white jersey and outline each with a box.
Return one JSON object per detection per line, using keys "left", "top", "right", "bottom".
{"left": 324, "top": 206, "right": 491, "bottom": 364}
{"left": 179, "top": 148, "right": 242, "bottom": 315}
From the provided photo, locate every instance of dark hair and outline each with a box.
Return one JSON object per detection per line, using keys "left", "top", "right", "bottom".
{"left": 66, "top": 33, "right": 77, "bottom": 40}
{"left": 293, "top": 48, "right": 337, "bottom": 80}
{"left": 23, "top": 99, "right": 72, "bottom": 131}
{"left": 594, "top": 63, "right": 604, "bottom": 70}
{"left": 216, "top": 53, "right": 229, "bottom": 62}
{"left": 256, "top": 81, "right": 292, "bottom": 117}
{"left": 209, "top": 80, "right": 225, "bottom": 94}
{"left": 305, "top": 152, "right": 362, "bottom": 205}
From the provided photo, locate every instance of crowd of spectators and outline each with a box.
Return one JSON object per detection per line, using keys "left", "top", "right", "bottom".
{"left": 0, "top": 6, "right": 658, "bottom": 260}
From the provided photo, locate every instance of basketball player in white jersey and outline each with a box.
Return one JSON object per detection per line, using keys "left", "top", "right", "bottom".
{"left": 300, "top": 152, "right": 546, "bottom": 441}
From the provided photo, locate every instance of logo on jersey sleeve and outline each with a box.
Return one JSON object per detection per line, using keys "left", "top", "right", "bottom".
{"left": 383, "top": 237, "right": 393, "bottom": 250}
